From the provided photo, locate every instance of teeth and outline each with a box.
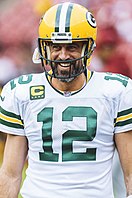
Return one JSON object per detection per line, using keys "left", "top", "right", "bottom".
{"left": 60, "top": 63, "right": 70, "bottom": 67}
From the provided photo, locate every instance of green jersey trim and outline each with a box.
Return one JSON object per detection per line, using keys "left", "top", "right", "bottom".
{"left": 0, "top": 106, "right": 24, "bottom": 129}
{"left": 114, "top": 108, "right": 132, "bottom": 127}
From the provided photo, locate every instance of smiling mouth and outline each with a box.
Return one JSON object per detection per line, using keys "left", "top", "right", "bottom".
{"left": 55, "top": 63, "right": 72, "bottom": 75}
{"left": 59, "top": 63, "right": 71, "bottom": 67}
{"left": 50, "top": 59, "right": 83, "bottom": 80}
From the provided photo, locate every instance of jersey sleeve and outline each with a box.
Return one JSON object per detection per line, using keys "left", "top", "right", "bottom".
{"left": 114, "top": 78, "right": 132, "bottom": 133}
{"left": 0, "top": 81, "right": 25, "bottom": 136}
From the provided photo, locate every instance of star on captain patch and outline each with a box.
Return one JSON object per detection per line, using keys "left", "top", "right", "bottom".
{"left": 30, "top": 85, "right": 45, "bottom": 100}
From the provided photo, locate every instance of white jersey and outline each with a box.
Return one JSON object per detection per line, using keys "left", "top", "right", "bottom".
{"left": 0, "top": 70, "right": 132, "bottom": 198}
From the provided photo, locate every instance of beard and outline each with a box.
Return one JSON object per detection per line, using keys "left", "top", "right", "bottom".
{"left": 52, "top": 60, "right": 83, "bottom": 82}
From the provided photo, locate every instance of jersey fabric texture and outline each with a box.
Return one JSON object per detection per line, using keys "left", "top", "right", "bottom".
{"left": 0, "top": 70, "right": 132, "bottom": 198}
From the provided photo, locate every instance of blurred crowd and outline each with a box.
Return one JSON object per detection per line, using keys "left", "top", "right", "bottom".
{"left": 0, "top": 0, "right": 132, "bottom": 91}
{"left": 0, "top": 1, "right": 131, "bottom": 196}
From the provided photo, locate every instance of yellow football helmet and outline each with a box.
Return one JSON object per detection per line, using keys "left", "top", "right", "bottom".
{"left": 37, "top": 2, "right": 97, "bottom": 80}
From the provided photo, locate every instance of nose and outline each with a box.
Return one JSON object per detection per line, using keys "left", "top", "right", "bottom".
{"left": 59, "top": 47, "right": 70, "bottom": 60}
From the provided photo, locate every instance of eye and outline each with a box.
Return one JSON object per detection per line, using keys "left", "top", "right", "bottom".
{"left": 51, "top": 45, "right": 61, "bottom": 51}
{"left": 67, "top": 44, "right": 78, "bottom": 51}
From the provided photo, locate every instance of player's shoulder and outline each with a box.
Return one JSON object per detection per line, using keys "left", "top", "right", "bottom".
{"left": 3, "top": 72, "right": 45, "bottom": 90}
{"left": 1, "top": 72, "right": 46, "bottom": 102}
{"left": 92, "top": 71, "right": 132, "bottom": 97}
{"left": 94, "top": 71, "right": 131, "bottom": 88}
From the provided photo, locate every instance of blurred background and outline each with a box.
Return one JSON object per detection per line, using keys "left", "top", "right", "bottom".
{"left": 0, "top": 0, "right": 132, "bottom": 197}
{"left": 0, "top": 0, "right": 132, "bottom": 90}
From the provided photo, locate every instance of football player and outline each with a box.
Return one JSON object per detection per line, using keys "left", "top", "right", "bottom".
{"left": 0, "top": 2, "right": 132, "bottom": 198}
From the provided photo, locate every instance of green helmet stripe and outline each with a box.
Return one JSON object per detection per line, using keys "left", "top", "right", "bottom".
{"left": 55, "top": 3, "right": 73, "bottom": 33}
{"left": 65, "top": 4, "right": 73, "bottom": 32}
{"left": 55, "top": 4, "right": 63, "bottom": 32}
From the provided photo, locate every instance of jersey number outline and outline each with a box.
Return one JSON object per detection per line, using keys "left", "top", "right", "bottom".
{"left": 37, "top": 106, "right": 97, "bottom": 162}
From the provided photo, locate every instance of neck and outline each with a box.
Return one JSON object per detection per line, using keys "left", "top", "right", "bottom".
{"left": 51, "top": 73, "right": 86, "bottom": 92}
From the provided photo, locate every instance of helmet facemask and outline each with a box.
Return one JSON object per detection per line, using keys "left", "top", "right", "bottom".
{"left": 38, "top": 37, "right": 95, "bottom": 82}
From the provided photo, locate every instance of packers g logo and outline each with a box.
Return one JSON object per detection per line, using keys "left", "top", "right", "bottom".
{"left": 30, "top": 85, "right": 45, "bottom": 100}
{"left": 86, "top": 11, "right": 96, "bottom": 28}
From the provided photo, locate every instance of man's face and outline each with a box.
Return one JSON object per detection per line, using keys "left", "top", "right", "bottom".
{"left": 48, "top": 41, "right": 84, "bottom": 81}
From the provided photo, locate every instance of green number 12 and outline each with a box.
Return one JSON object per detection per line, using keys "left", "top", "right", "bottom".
{"left": 37, "top": 106, "right": 97, "bottom": 162}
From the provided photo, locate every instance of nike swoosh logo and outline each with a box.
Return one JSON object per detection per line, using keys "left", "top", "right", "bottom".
{"left": 0, "top": 96, "right": 5, "bottom": 101}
